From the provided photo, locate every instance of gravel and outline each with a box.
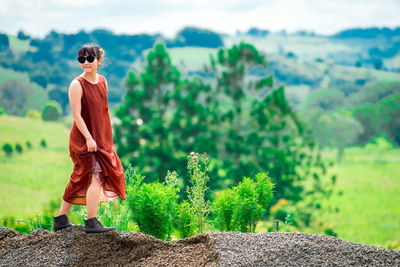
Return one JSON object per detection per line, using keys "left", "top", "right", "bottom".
{"left": 1, "top": 226, "right": 399, "bottom": 266}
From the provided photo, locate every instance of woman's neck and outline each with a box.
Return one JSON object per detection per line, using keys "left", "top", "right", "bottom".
{"left": 81, "top": 72, "right": 98, "bottom": 83}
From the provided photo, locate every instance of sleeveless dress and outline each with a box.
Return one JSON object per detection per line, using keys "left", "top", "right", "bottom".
{"left": 62, "top": 74, "right": 126, "bottom": 205}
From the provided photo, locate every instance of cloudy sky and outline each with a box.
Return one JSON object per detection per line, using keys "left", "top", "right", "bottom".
{"left": 0, "top": 0, "right": 399, "bottom": 38}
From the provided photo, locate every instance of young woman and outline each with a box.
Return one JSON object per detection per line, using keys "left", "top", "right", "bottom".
{"left": 53, "top": 43, "right": 126, "bottom": 233}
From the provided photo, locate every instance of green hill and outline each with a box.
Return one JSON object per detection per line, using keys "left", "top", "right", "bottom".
{"left": 0, "top": 115, "right": 71, "bottom": 219}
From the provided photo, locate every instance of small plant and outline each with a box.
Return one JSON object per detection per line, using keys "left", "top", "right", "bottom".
{"left": 186, "top": 152, "right": 211, "bottom": 234}
{"left": 284, "top": 214, "right": 293, "bottom": 232}
{"left": 213, "top": 188, "right": 236, "bottom": 231}
{"left": 213, "top": 172, "right": 274, "bottom": 233}
{"left": 15, "top": 143, "right": 23, "bottom": 153}
{"left": 26, "top": 141, "right": 32, "bottom": 149}
{"left": 98, "top": 200, "right": 131, "bottom": 231}
{"left": 126, "top": 167, "right": 179, "bottom": 240}
{"left": 25, "top": 212, "right": 53, "bottom": 232}
{"left": 176, "top": 200, "right": 195, "bottom": 238}
{"left": 40, "top": 139, "right": 47, "bottom": 148}
{"left": 2, "top": 142, "right": 13, "bottom": 156}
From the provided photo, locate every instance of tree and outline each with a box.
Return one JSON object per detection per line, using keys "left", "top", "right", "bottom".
{"left": 115, "top": 42, "right": 333, "bottom": 211}
{"left": 41, "top": 101, "right": 62, "bottom": 121}
{"left": 0, "top": 79, "right": 33, "bottom": 116}
{"left": 352, "top": 104, "right": 379, "bottom": 145}
{"left": 114, "top": 43, "right": 182, "bottom": 181}
{"left": 0, "top": 33, "right": 9, "bottom": 51}
{"left": 378, "top": 94, "right": 400, "bottom": 145}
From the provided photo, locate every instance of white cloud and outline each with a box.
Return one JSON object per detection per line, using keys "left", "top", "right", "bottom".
{"left": 0, "top": 0, "right": 399, "bottom": 38}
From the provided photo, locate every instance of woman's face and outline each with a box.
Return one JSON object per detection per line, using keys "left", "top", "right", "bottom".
{"left": 79, "top": 53, "right": 102, "bottom": 74}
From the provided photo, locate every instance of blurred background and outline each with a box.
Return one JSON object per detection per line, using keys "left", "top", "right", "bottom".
{"left": 0, "top": 0, "right": 399, "bottom": 248}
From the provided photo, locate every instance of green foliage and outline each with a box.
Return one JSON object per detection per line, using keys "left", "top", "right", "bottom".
{"left": 176, "top": 200, "right": 195, "bottom": 238}
{"left": 40, "top": 139, "right": 46, "bottom": 148}
{"left": 213, "top": 188, "right": 236, "bottom": 231}
{"left": 2, "top": 142, "right": 13, "bottom": 156}
{"left": 171, "top": 27, "right": 224, "bottom": 48}
{"left": 377, "top": 94, "right": 400, "bottom": 145}
{"left": 26, "top": 141, "right": 32, "bottom": 149}
{"left": 15, "top": 143, "right": 23, "bottom": 153}
{"left": 213, "top": 173, "right": 274, "bottom": 233}
{"left": 97, "top": 200, "right": 131, "bottom": 231}
{"left": 186, "top": 152, "right": 210, "bottom": 233}
{"left": 25, "top": 109, "right": 42, "bottom": 120}
{"left": 41, "top": 101, "right": 62, "bottom": 121}
{"left": 0, "top": 79, "right": 34, "bottom": 116}
{"left": 126, "top": 166, "right": 179, "bottom": 240}
{"left": 0, "top": 106, "right": 5, "bottom": 115}
{"left": 116, "top": 42, "right": 332, "bottom": 212}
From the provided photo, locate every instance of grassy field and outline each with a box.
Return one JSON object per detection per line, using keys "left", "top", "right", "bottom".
{"left": 0, "top": 116, "right": 71, "bottom": 218}
{"left": 0, "top": 115, "right": 399, "bottom": 248}
{"left": 318, "top": 145, "right": 400, "bottom": 247}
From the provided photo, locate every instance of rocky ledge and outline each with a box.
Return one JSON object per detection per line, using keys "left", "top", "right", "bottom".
{"left": 0, "top": 226, "right": 399, "bottom": 266}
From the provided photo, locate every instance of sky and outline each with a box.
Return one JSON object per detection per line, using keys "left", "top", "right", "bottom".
{"left": 0, "top": 0, "right": 399, "bottom": 38}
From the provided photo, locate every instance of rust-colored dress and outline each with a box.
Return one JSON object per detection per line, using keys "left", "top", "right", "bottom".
{"left": 62, "top": 74, "right": 126, "bottom": 205}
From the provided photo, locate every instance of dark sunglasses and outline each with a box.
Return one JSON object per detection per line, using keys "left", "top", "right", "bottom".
{"left": 77, "top": 55, "right": 95, "bottom": 63}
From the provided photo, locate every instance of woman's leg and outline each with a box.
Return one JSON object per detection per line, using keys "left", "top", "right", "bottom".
{"left": 86, "top": 173, "right": 101, "bottom": 219}
{"left": 58, "top": 199, "right": 73, "bottom": 216}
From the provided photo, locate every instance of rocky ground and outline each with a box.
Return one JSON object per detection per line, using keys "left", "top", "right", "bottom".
{"left": 0, "top": 226, "right": 399, "bottom": 266}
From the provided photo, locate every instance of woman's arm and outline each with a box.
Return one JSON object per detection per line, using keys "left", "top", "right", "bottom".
{"left": 68, "top": 80, "right": 97, "bottom": 152}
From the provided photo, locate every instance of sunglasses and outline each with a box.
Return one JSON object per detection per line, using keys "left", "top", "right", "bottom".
{"left": 77, "top": 55, "right": 95, "bottom": 63}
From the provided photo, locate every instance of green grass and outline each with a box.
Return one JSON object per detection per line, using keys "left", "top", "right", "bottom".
{"left": 319, "top": 146, "right": 400, "bottom": 246}
{"left": 0, "top": 115, "right": 71, "bottom": 218}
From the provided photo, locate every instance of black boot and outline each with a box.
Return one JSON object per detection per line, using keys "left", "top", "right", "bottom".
{"left": 84, "top": 217, "right": 115, "bottom": 233}
{"left": 53, "top": 214, "right": 73, "bottom": 232}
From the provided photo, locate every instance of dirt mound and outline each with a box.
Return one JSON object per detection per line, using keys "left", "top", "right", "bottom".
{"left": 1, "top": 226, "right": 399, "bottom": 266}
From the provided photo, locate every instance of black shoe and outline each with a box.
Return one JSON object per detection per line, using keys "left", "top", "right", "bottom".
{"left": 53, "top": 214, "right": 73, "bottom": 232}
{"left": 84, "top": 217, "right": 115, "bottom": 234}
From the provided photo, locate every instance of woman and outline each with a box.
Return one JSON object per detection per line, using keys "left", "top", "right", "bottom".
{"left": 53, "top": 43, "right": 126, "bottom": 233}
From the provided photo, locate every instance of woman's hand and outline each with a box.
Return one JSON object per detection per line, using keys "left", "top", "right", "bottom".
{"left": 86, "top": 138, "right": 97, "bottom": 152}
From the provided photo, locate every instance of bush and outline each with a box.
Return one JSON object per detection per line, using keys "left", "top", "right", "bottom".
{"left": 2, "top": 142, "right": 13, "bottom": 156}
{"left": 41, "top": 101, "right": 62, "bottom": 121}
{"left": 0, "top": 106, "right": 5, "bottom": 115}
{"left": 25, "top": 109, "right": 42, "bottom": 120}
{"left": 26, "top": 141, "right": 32, "bottom": 149}
{"left": 126, "top": 168, "right": 179, "bottom": 240}
{"left": 40, "top": 139, "right": 47, "bottom": 148}
{"left": 176, "top": 200, "right": 195, "bottom": 238}
{"left": 213, "top": 188, "right": 236, "bottom": 231}
{"left": 15, "top": 143, "right": 23, "bottom": 153}
{"left": 213, "top": 172, "right": 274, "bottom": 232}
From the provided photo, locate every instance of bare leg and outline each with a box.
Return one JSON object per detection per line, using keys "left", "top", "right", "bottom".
{"left": 86, "top": 173, "right": 101, "bottom": 219}
{"left": 58, "top": 199, "right": 73, "bottom": 216}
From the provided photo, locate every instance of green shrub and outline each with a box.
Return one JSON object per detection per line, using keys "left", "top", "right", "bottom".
{"left": 213, "top": 172, "right": 274, "bottom": 233}
{"left": 126, "top": 168, "right": 179, "bottom": 240}
{"left": 15, "top": 143, "right": 23, "bottom": 153}
{"left": 40, "top": 139, "right": 46, "bottom": 148}
{"left": 0, "top": 106, "right": 5, "bottom": 115}
{"left": 176, "top": 200, "right": 195, "bottom": 238}
{"left": 25, "top": 109, "right": 41, "bottom": 120}
{"left": 41, "top": 101, "right": 62, "bottom": 121}
{"left": 213, "top": 188, "right": 236, "bottom": 231}
{"left": 186, "top": 152, "right": 211, "bottom": 234}
{"left": 2, "top": 142, "right": 13, "bottom": 156}
{"left": 26, "top": 141, "right": 32, "bottom": 149}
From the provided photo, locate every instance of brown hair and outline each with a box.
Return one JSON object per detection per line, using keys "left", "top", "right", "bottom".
{"left": 77, "top": 43, "right": 105, "bottom": 60}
